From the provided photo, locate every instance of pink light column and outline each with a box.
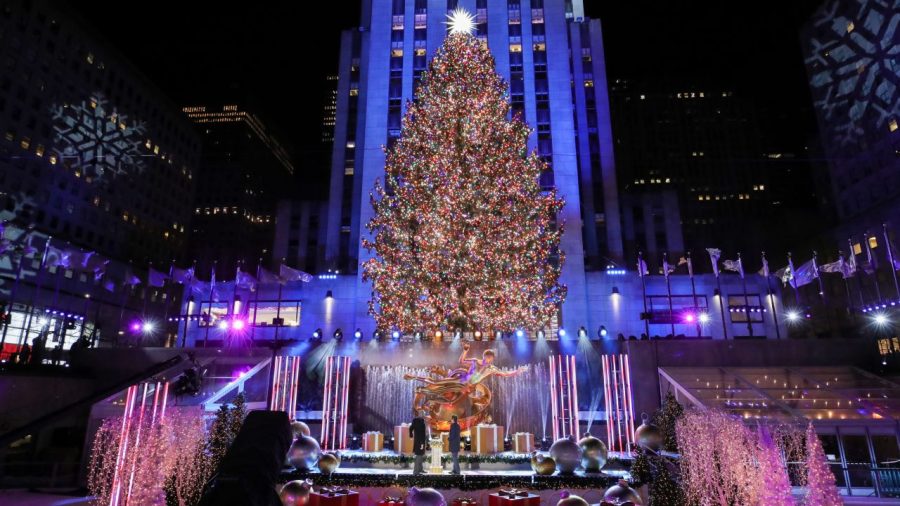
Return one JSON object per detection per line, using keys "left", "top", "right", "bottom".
{"left": 320, "top": 355, "right": 350, "bottom": 450}
{"left": 549, "top": 354, "right": 579, "bottom": 441}
{"left": 108, "top": 381, "right": 169, "bottom": 506}
{"left": 269, "top": 355, "right": 301, "bottom": 415}
{"left": 601, "top": 354, "right": 634, "bottom": 452}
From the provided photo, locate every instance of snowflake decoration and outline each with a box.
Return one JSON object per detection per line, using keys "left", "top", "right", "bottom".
{"left": 52, "top": 95, "right": 147, "bottom": 180}
{"left": 803, "top": 0, "right": 900, "bottom": 149}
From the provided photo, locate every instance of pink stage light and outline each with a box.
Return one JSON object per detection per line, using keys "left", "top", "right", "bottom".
{"left": 232, "top": 319, "right": 245, "bottom": 331}
{"left": 129, "top": 321, "right": 141, "bottom": 332}
{"left": 684, "top": 313, "right": 695, "bottom": 323}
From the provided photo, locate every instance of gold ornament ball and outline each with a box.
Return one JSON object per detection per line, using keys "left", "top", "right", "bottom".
{"left": 556, "top": 491, "right": 589, "bottom": 506}
{"left": 317, "top": 452, "right": 341, "bottom": 475}
{"left": 603, "top": 479, "right": 643, "bottom": 505}
{"left": 531, "top": 451, "right": 556, "bottom": 475}
{"left": 634, "top": 414, "right": 662, "bottom": 451}
{"left": 279, "top": 479, "right": 313, "bottom": 506}
{"left": 578, "top": 433, "right": 608, "bottom": 472}
{"left": 291, "top": 421, "right": 311, "bottom": 439}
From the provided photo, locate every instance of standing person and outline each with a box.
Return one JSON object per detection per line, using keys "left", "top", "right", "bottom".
{"left": 449, "top": 415, "right": 461, "bottom": 475}
{"left": 410, "top": 410, "right": 429, "bottom": 475}
{"left": 50, "top": 343, "right": 62, "bottom": 366}
{"left": 18, "top": 341, "right": 31, "bottom": 365}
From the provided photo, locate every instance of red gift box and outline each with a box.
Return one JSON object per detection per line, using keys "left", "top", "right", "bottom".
{"left": 487, "top": 490, "right": 539, "bottom": 506}
{"left": 452, "top": 497, "right": 478, "bottom": 506}
{"left": 309, "top": 488, "right": 359, "bottom": 506}
{"left": 378, "top": 497, "right": 403, "bottom": 506}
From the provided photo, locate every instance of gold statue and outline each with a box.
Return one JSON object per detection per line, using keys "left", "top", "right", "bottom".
{"left": 404, "top": 343, "right": 527, "bottom": 432}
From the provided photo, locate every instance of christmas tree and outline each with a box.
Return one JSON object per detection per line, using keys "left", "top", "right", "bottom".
{"left": 803, "top": 423, "right": 842, "bottom": 506}
{"left": 362, "top": 29, "right": 566, "bottom": 332}
{"left": 756, "top": 425, "right": 795, "bottom": 506}
{"left": 652, "top": 391, "right": 684, "bottom": 453}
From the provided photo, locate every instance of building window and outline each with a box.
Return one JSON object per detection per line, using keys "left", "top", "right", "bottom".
{"left": 247, "top": 300, "right": 301, "bottom": 327}
{"left": 727, "top": 295, "right": 763, "bottom": 323}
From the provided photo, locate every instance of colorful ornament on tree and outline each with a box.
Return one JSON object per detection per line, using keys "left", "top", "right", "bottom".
{"left": 363, "top": 31, "right": 566, "bottom": 332}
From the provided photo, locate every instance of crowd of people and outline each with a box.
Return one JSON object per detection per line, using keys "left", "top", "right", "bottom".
{"left": 3, "top": 333, "right": 93, "bottom": 367}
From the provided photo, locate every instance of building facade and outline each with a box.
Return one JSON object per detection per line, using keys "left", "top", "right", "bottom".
{"left": 0, "top": 0, "right": 200, "bottom": 263}
{"left": 183, "top": 102, "right": 295, "bottom": 276}
{"left": 323, "top": 0, "right": 626, "bottom": 330}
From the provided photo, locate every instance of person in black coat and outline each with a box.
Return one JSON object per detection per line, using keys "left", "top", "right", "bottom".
{"left": 410, "top": 410, "right": 429, "bottom": 475}
{"left": 448, "top": 415, "right": 461, "bottom": 474}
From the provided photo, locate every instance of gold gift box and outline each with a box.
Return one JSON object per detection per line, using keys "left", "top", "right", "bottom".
{"left": 363, "top": 431, "right": 384, "bottom": 452}
{"left": 513, "top": 432, "right": 534, "bottom": 453}
{"left": 470, "top": 424, "right": 505, "bottom": 454}
{"left": 393, "top": 424, "right": 415, "bottom": 455}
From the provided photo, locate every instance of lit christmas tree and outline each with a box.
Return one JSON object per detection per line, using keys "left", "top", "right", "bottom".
{"left": 363, "top": 28, "right": 566, "bottom": 332}
{"left": 803, "top": 422, "right": 842, "bottom": 506}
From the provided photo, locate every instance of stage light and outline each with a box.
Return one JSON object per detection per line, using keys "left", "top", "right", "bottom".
{"left": 714, "top": 288, "right": 721, "bottom": 297}
{"left": 141, "top": 322, "right": 154, "bottom": 333}
{"left": 325, "top": 290, "right": 333, "bottom": 300}
{"left": 333, "top": 328, "right": 343, "bottom": 340}
{"left": 232, "top": 319, "right": 245, "bottom": 330}
{"left": 373, "top": 330, "right": 382, "bottom": 340}
{"left": 313, "top": 328, "right": 323, "bottom": 339}
{"left": 392, "top": 330, "right": 400, "bottom": 340}
{"left": 435, "top": 330, "right": 443, "bottom": 339}
{"left": 474, "top": 330, "right": 482, "bottom": 340}
{"left": 684, "top": 313, "right": 695, "bottom": 323}
{"left": 873, "top": 313, "right": 890, "bottom": 326}
{"left": 537, "top": 330, "right": 545, "bottom": 339}
{"left": 598, "top": 325, "right": 608, "bottom": 338}
{"left": 515, "top": 329, "right": 525, "bottom": 338}
{"left": 558, "top": 328, "right": 566, "bottom": 338}
{"left": 578, "top": 326, "right": 587, "bottom": 338}
{"left": 218, "top": 320, "right": 229, "bottom": 331}
{"left": 129, "top": 321, "right": 141, "bottom": 332}
{"left": 232, "top": 295, "right": 242, "bottom": 314}
{"left": 494, "top": 330, "right": 502, "bottom": 340}
{"left": 611, "top": 286, "right": 620, "bottom": 295}
{"left": 698, "top": 313, "right": 711, "bottom": 324}
{"left": 354, "top": 328, "right": 363, "bottom": 339}
{"left": 786, "top": 310, "right": 800, "bottom": 322}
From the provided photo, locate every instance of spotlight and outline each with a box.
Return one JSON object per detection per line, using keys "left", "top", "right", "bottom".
{"left": 515, "top": 329, "right": 525, "bottom": 338}
{"left": 392, "top": 330, "right": 400, "bottom": 340}
{"left": 141, "top": 322, "right": 154, "bottom": 333}
{"left": 333, "top": 328, "right": 343, "bottom": 340}
{"left": 373, "top": 330, "right": 382, "bottom": 340}
{"left": 558, "top": 328, "right": 566, "bottom": 338}
{"left": 232, "top": 319, "right": 245, "bottom": 330}
{"left": 494, "top": 330, "right": 502, "bottom": 340}
{"left": 873, "top": 313, "right": 890, "bottom": 326}
{"left": 313, "top": 328, "right": 323, "bottom": 339}
{"left": 611, "top": 286, "right": 620, "bottom": 295}
{"left": 698, "top": 313, "right": 711, "bottom": 324}
{"left": 578, "top": 326, "right": 587, "bottom": 338}
{"left": 598, "top": 325, "right": 608, "bottom": 338}
{"left": 537, "top": 330, "right": 545, "bottom": 339}
{"left": 786, "top": 310, "right": 800, "bottom": 322}
{"left": 354, "top": 328, "right": 363, "bottom": 339}
{"left": 474, "top": 330, "right": 483, "bottom": 340}
{"left": 435, "top": 330, "right": 443, "bottom": 339}
{"left": 714, "top": 288, "right": 721, "bottom": 297}
{"left": 325, "top": 290, "right": 333, "bottom": 300}
{"left": 414, "top": 331, "right": 422, "bottom": 340}
{"left": 684, "top": 313, "right": 695, "bottom": 323}
{"left": 129, "top": 321, "right": 141, "bottom": 333}
{"left": 218, "top": 320, "right": 229, "bottom": 331}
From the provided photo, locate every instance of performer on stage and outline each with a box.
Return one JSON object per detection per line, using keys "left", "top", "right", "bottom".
{"left": 449, "top": 415, "right": 461, "bottom": 475}
{"left": 410, "top": 410, "right": 429, "bottom": 475}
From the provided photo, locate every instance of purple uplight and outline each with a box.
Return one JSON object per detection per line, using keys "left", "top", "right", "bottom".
{"left": 232, "top": 319, "right": 245, "bottom": 331}
{"left": 129, "top": 321, "right": 141, "bottom": 332}
{"left": 683, "top": 313, "right": 695, "bottom": 323}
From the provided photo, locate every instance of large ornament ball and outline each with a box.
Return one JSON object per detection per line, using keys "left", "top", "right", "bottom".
{"left": 557, "top": 491, "right": 589, "bottom": 506}
{"left": 549, "top": 436, "right": 581, "bottom": 474}
{"left": 279, "top": 479, "right": 313, "bottom": 506}
{"left": 603, "top": 479, "right": 643, "bottom": 505}
{"left": 288, "top": 435, "right": 321, "bottom": 472}
{"left": 318, "top": 452, "right": 341, "bottom": 475}
{"left": 406, "top": 486, "right": 446, "bottom": 506}
{"left": 530, "top": 451, "right": 556, "bottom": 475}
{"left": 578, "top": 433, "right": 608, "bottom": 472}
{"left": 291, "top": 421, "right": 311, "bottom": 438}
{"left": 634, "top": 413, "right": 662, "bottom": 451}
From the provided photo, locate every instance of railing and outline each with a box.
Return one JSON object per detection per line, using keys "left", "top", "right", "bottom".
{"left": 873, "top": 467, "right": 900, "bottom": 498}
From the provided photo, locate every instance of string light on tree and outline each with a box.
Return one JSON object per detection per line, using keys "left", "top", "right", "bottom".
{"left": 362, "top": 30, "right": 566, "bottom": 333}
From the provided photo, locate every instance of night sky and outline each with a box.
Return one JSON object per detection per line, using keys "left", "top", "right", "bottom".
{"left": 75, "top": 0, "right": 825, "bottom": 184}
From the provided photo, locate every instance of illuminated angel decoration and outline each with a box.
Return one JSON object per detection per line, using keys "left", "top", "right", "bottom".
{"left": 404, "top": 343, "right": 526, "bottom": 431}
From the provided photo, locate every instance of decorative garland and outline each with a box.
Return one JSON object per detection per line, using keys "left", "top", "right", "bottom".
{"left": 339, "top": 452, "right": 534, "bottom": 465}
{"left": 281, "top": 470, "right": 618, "bottom": 492}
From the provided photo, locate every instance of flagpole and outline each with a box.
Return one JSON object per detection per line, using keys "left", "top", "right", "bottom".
{"left": 849, "top": 238, "right": 865, "bottom": 308}
{"left": 840, "top": 252, "right": 853, "bottom": 311}
{"left": 638, "top": 252, "right": 649, "bottom": 338}
{"left": 884, "top": 223, "right": 900, "bottom": 301}
{"left": 762, "top": 252, "right": 780, "bottom": 340}
{"left": 688, "top": 252, "right": 700, "bottom": 338}
{"left": 180, "top": 261, "right": 196, "bottom": 348}
{"left": 664, "top": 252, "right": 675, "bottom": 337}
{"left": 161, "top": 261, "right": 174, "bottom": 347}
{"left": 20, "top": 236, "right": 52, "bottom": 349}
{"left": 739, "top": 253, "right": 752, "bottom": 337}
{"left": 788, "top": 252, "right": 803, "bottom": 308}
{"left": 250, "top": 257, "right": 262, "bottom": 344}
{"left": 865, "top": 232, "right": 882, "bottom": 303}
{"left": 0, "top": 237, "right": 28, "bottom": 355}
{"left": 274, "top": 258, "right": 284, "bottom": 344}
{"left": 203, "top": 261, "right": 216, "bottom": 348}
{"left": 117, "top": 261, "right": 133, "bottom": 345}
{"left": 143, "top": 261, "right": 152, "bottom": 321}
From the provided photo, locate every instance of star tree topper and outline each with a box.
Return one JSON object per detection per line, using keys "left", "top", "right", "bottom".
{"left": 445, "top": 8, "right": 476, "bottom": 35}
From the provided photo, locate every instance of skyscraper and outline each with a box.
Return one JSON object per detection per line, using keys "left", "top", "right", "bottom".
{"left": 324, "top": 0, "right": 622, "bottom": 328}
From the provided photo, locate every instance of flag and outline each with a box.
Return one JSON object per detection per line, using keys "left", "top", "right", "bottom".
{"left": 102, "top": 275, "right": 117, "bottom": 292}
{"left": 818, "top": 258, "right": 844, "bottom": 274}
{"left": 210, "top": 267, "right": 217, "bottom": 301}
{"left": 236, "top": 268, "right": 257, "bottom": 290}
{"left": 637, "top": 257, "right": 649, "bottom": 276}
{"left": 847, "top": 246, "right": 858, "bottom": 277}
{"left": 723, "top": 258, "right": 744, "bottom": 277}
{"left": 280, "top": 264, "right": 313, "bottom": 283}
{"left": 759, "top": 254, "right": 770, "bottom": 278}
{"left": 170, "top": 265, "right": 195, "bottom": 284}
{"left": 706, "top": 248, "right": 721, "bottom": 277}
{"left": 259, "top": 267, "right": 281, "bottom": 284}
{"left": 661, "top": 256, "right": 674, "bottom": 277}
{"left": 190, "top": 279, "right": 210, "bottom": 298}
{"left": 793, "top": 259, "right": 818, "bottom": 287}
{"left": 123, "top": 270, "right": 142, "bottom": 286}
{"left": 148, "top": 267, "right": 169, "bottom": 287}
{"left": 774, "top": 264, "right": 793, "bottom": 286}
{"left": 44, "top": 245, "right": 67, "bottom": 267}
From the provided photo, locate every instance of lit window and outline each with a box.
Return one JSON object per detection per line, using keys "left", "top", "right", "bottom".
{"left": 345, "top": 166, "right": 354, "bottom": 175}
{"left": 533, "top": 43, "right": 546, "bottom": 52}
{"left": 346, "top": 141, "right": 356, "bottom": 149}
{"left": 698, "top": 195, "right": 704, "bottom": 201}
{"left": 20, "top": 137, "right": 30, "bottom": 149}
{"left": 759, "top": 185, "right": 765, "bottom": 190}
{"left": 869, "top": 236, "right": 878, "bottom": 249}
{"left": 509, "top": 43, "right": 522, "bottom": 52}
{"left": 664, "top": 178, "right": 670, "bottom": 183}
{"left": 35, "top": 144, "right": 44, "bottom": 157}
{"left": 415, "top": 48, "right": 426, "bottom": 56}
{"left": 847, "top": 21, "right": 855, "bottom": 32}
{"left": 49, "top": 154, "right": 57, "bottom": 165}
{"left": 640, "top": 94, "right": 645, "bottom": 100}
{"left": 584, "top": 80, "right": 594, "bottom": 87}
{"left": 86, "top": 53, "right": 94, "bottom": 64}
{"left": 890, "top": 118, "right": 898, "bottom": 132}
{"left": 391, "top": 49, "right": 403, "bottom": 57}
{"left": 853, "top": 243, "right": 862, "bottom": 255}
{"left": 349, "top": 88, "right": 359, "bottom": 97}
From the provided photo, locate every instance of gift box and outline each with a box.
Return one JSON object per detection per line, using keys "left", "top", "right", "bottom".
{"left": 378, "top": 496, "right": 403, "bottom": 505}
{"left": 487, "top": 489, "right": 538, "bottom": 506}
{"left": 393, "top": 424, "right": 415, "bottom": 455}
{"left": 310, "top": 487, "right": 359, "bottom": 506}
{"left": 363, "top": 431, "right": 384, "bottom": 452}
{"left": 452, "top": 497, "right": 478, "bottom": 506}
{"left": 470, "top": 424, "right": 505, "bottom": 454}
{"left": 513, "top": 432, "right": 534, "bottom": 453}
{"left": 441, "top": 432, "right": 462, "bottom": 453}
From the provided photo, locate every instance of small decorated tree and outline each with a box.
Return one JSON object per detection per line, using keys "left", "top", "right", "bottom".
{"left": 803, "top": 423, "right": 842, "bottom": 506}
{"left": 630, "top": 446, "right": 685, "bottom": 506}
{"left": 652, "top": 391, "right": 684, "bottom": 453}
{"left": 756, "top": 425, "right": 795, "bottom": 506}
